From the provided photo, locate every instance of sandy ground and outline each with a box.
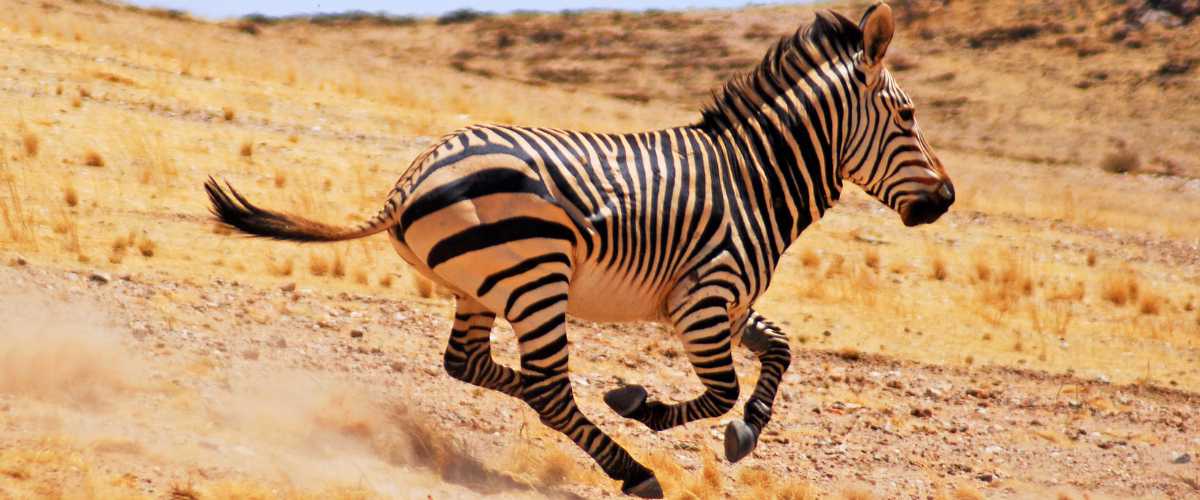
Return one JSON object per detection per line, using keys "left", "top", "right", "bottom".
{"left": 1, "top": 261, "right": 1196, "bottom": 499}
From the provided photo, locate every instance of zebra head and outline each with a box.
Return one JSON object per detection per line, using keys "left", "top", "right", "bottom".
{"left": 842, "top": 3, "right": 954, "bottom": 227}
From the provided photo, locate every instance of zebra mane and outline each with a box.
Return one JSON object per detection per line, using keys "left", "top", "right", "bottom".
{"left": 697, "top": 10, "right": 863, "bottom": 131}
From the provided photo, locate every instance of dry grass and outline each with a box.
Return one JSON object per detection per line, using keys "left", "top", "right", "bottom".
{"left": 62, "top": 184, "right": 78, "bottom": 207}
{"left": 222, "top": 106, "right": 236, "bottom": 121}
{"left": 83, "top": 149, "right": 104, "bottom": 167}
{"left": 930, "top": 253, "right": 948, "bottom": 281}
{"left": 21, "top": 131, "right": 38, "bottom": 157}
{"left": 239, "top": 141, "right": 253, "bottom": 158}
{"left": 1100, "top": 148, "right": 1140, "bottom": 174}
{"left": 1101, "top": 268, "right": 1140, "bottom": 307}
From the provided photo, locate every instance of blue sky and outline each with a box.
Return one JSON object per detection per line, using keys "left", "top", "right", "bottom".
{"left": 127, "top": 1, "right": 801, "bottom": 19}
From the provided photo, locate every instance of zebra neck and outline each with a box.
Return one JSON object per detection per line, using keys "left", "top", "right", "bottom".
{"left": 699, "top": 107, "right": 842, "bottom": 249}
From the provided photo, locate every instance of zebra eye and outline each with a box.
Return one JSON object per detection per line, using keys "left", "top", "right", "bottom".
{"left": 897, "top": 108, "right": 915, "bottom": 123}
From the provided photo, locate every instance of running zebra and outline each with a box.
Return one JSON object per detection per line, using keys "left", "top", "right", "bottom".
{"left": 205, "top": 3, "right": 953, "bottom": 497}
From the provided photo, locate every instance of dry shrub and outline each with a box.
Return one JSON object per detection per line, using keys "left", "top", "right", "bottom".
{"left": 1100, "top": 149, "right": 1139, "bottom": 174}
{"left": 240, "top": 141, "right": 253, "bottom": 158}
{"left": 22, "top": 132, "right": 39, "bottom": 157}
{"left": 800, "top": 248, "right": 820, "bottom": 268}
{"left": 273, "top": 170, "right": 286, "bottom": 188}
{"left": 670, "top": 452, "right": 724, "bottom": 499}
{"left": 504, "top": 437, "right": 586, "bottom": 486}
{"left": 825, "top": 254, "right": 846, "bottom": 278}
{"left": 1100, "top": 268, "right": 1140, "bottom": 306}
{"left": 353, "top": 270, "right": 369, "bottom": 285}
{"left": 331, "top": 252, "right": 346, "bottom": 278}
{"left": 840, "top": 485, "right": 877, "bottom": 500}
{"left": 930, "top": 254, "right": 948, "bottom": 281}
{"left": 1086, "top": 251, "right": 1097, "bottom": 267}
{"left": 137, "top": 237, "right": 156, "bottom": 258}
{"left": 308, "top": 253, "right": 329, "bottom": 276}
{"left": 413, "top": 273, "right": 435, "bottom": 298}
{"left": 953, "top": 484, "right": 986, "bottom": 500}
{"left": 63, "top": 184, "right": 78, "bottom": 207}
{"left": 378, "top": 274, "right": 393, "bottom": 288}
{"left": 268, "top": 255, "right": 294, "bottom": 277}
{"left": 864, "top": 248, "right": 880, "bottom": 270}
{"left": 1138, "top": 290, "right": 1164, "bottom": 315}
{"left": 736, "top": 468, "right": 775, "bottom": 498}
{"left": 222, "top": 106, "right": 236, "bottom": 121}
{"left": 83, "top": 150, "right": 105, "bottom": 167}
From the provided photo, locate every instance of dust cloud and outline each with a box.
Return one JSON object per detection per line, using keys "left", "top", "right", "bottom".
{"left": 0, "top": 289, "right": 552, "bottom": 498}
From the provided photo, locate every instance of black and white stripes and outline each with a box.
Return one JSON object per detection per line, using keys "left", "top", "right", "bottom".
{"left": 206, "top": 3, "right": 953, "bottom": 497}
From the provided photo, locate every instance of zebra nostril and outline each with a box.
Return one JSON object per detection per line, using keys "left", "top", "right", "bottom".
{"left": 938, "top": 182, "right": 955, "bottom": 205}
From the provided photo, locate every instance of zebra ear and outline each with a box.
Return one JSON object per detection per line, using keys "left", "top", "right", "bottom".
{"left": 859, "top": 2, "right": 894, "bottom": 67}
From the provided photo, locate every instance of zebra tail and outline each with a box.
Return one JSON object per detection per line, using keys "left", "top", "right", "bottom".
{"left": 204, "top": 177, "right": 397, "bottom": 243}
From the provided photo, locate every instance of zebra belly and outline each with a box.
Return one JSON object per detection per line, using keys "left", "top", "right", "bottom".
{"left": 567, "top": 262, "right": 665, "bottom": 323}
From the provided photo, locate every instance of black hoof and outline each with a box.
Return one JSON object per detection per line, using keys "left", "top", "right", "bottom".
{"left": 724, "top": 420, "right": 758, "bottom": 463}
{"left": 621, "top": 475, "right": 663, "bottom": 498}
{"left": 604, "top": 385, "right": 648, "bottom": 418}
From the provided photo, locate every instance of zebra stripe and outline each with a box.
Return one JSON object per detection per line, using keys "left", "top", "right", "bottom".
{"left": 205, "top": 4, "right": 954, "bottom": 497}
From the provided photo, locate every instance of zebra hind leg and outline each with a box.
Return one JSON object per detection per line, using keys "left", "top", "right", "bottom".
{"left": 724, "top": 312, "right": 791, "bottom": 463}
{"left": 442, "top": 297, "right": 522, "bottom": 397}
{"left": 507, "top": 272, "right": 662, "bottom": 498}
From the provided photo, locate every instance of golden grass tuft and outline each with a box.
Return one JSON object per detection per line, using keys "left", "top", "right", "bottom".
{"left": 840, "top": 485, "right": 877, "bottom": 500}
{"left": 737, "top": 467, "right": 817, "bottom": 500}
{"left": 378, "top": 274, "right": 393, "bottom": 288}
{"left": 1138, "top": 290, "right": 1164, "bottom": 315}
{"left": 83, "top": 150, "right": 105, "bottom": 167}
{"left": 22, "top": 132, "right": 39, "bottom": 157}
{"left": 800, "top": 248, "right": 820, "bottom": 268}
{"left": 239, "top": 140, "right": 253, "bottom": 158}
{"left": 930, "top": 254, "right": 948, "bottom": 281}
{"left": 137, "top": 236, "right": 156, "bottom": 258}
{"left": 273, "top": 170, "right": 286, "bottom": 188}
{"left": 864, "top": 248, "right": 880, "bottom": 271}
{"left": 268, "top": 255, "right": 295, "bottom": 277}
{"left": 413, "top": 273, "right": 435, "bottom": 298}
{"left": 1100, "top": 268, "right": 1140, "bottom": 307}
{"left": 309, "top": 253, "right": 329, "bottom": 276}
{"left": 63, "top": 184, "right": 78, "bottom": 207}
{"left": 222, "top": 106, "right": 236, "bottom": 121}
{"left": 952, "top": 484, "right": 986, "bottom": 500}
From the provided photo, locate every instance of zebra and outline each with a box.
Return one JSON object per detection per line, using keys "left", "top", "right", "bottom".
{"left": 205, "top": 3, "right": 953, "bottom": 497}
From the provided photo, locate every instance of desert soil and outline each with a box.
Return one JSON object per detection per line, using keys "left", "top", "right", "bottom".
{"left": 2, "top": 261, "right": 1196, "bottom": 499}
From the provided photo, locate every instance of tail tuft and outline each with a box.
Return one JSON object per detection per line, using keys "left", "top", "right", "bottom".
{"left": 205, "top": 177, "right": 388, "bottom": 242}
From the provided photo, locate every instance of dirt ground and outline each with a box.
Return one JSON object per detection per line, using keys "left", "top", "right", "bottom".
{"left": 1, "top": 0, "right": 1200, "bottom": 498}
{"left": 2, "top": 262, "right": 1197, "bottom": 499}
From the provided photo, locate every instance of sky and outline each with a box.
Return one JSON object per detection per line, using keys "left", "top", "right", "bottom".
{"left": 127, "top": 0, "right": 800, "bottom": 19}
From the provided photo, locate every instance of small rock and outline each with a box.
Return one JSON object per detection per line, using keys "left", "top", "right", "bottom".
{"left": 280, "top": 282, "right": 296, "bottom": 292}
{"left": 1172, "top": 452, "right": 1192, "bottom": 464}
{"left": 8, "top": 254, "right": 27, "bottom": 266}
{"left": 976, "top": 472, "right": 995, "bottom": 483}
{"left": 822, "top": 330, "right": 832, "bottom": 338}
{"left": 910, "top": 407, "right": 933, "bottom": 418}
{"left": 350, "top": 329, "right": 364, "bottom": 339}
{"left": 88, "top": 272, "right": 111, "bottom": 284}
{"left": 390, "top": 361, "right": 404, "bottom": 372}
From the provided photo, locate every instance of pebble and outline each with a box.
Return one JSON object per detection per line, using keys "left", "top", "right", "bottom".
{"left": 1172, "top": 452, "right": 1191, "bottom": 464}
{"left": 280, "top": 282, "right": 296, "bottom": 292}
{"left": 350, "top": 329, "right": 364, "bottom": 338}
{"left": 89, "top": 272, "right": 112, "bottom": 284}
{"left": 8, "top": 254, "right": 26, "bottom": 266}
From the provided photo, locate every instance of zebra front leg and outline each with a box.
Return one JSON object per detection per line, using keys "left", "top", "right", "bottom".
{"left": 724, "top": 311, "right": 791, "bottom": 463}
{"left": 442, "top": 297, "right": 522, "bottom": 397}
{"left": 604, "top": 289, "right": 740, "bottom": 432}
{"left": 509, "top": 273, "right": 662, "bottom": 498}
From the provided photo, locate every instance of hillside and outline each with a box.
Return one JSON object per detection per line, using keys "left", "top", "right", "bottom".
{"left": 0, "top": 0, "right": 1198, "bottom": 498}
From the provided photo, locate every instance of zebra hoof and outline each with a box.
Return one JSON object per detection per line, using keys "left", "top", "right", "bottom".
{"left": 724, "top": 420, "right": 758, "bottom": 463}
{"left": 622, "top": 474, "right": 663, "bottom": 499}
{"left": 604, "top": 385, "right": 648, "bottom": 418}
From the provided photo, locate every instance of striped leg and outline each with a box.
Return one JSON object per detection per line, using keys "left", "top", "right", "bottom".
{"left": 604, "top": 288, "right": 740, "bottom": 432}
{"left": 724, "top": 311, "right": 791, "bottom": 463}
{"left": 442, "top": 297, "right": 522, "bottom": 397}
{"left": 508, "top": 272, "right": 661, "bottom": 498}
